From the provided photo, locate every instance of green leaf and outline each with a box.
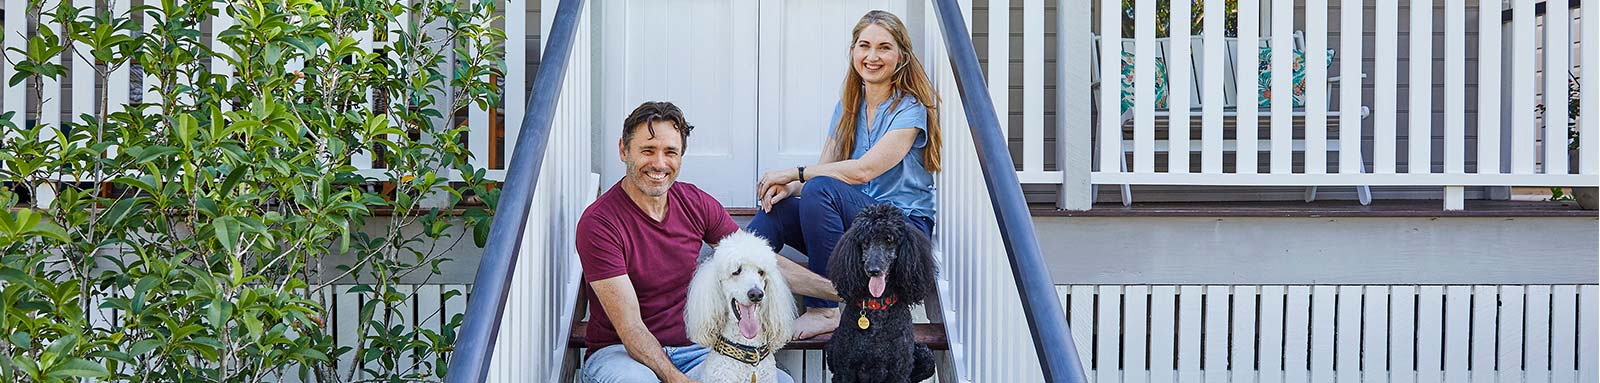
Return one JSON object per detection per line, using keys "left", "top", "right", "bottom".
{"left": 213, "top": 216, "right": 238, "bottom": 254}
{"left": 129, "top": 339, "right": 162, "bottom": 356}
{"left": 45, "top": 358, "right": 108, "bottom": 378}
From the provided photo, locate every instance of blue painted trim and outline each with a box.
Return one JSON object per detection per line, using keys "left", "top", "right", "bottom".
{"left": 444, "top": 0, "right": 586, "bottom": 381}
{"left": 928, "top": 0, "right": 1089, "bottom": 381}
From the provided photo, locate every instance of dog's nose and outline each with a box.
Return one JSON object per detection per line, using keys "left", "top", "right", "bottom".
{"left": 866, "top": 267, "right": 884, "bottom": 277}
{"left": 747, "top": 287, "right": 764, "bottom": 303}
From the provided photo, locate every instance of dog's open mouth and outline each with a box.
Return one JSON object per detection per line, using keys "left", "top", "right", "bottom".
{"left": 730, "top": 300, "right": 760, "bottom": 340}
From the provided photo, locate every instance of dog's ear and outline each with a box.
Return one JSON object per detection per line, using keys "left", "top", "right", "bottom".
{"left": 827, "top": 223, "right": 872, "bottom": 300}
{"left": 684, "top": 258, "right": 725, "bottom": 347}
{"left": 891, "top": 223, "right": 938, "bottom": 304}
{"left": 760, "top": 259, "right": 796, "bottom": 349}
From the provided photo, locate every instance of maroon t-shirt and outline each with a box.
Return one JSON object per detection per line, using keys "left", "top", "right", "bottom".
{"left": 576, "top": 181, "right": 737, "bottom": 350}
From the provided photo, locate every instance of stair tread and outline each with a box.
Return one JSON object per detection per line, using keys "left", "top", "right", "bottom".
{"left": 567, "top": 321, "right": 949, "bottom": 350}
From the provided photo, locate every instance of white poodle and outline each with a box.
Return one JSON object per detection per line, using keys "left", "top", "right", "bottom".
{"left": 685, "top": 230, "right": 796, "bottom": 382}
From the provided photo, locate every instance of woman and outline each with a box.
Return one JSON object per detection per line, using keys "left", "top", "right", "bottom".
{"left": 747, "top": 10, "right": 942, "bottom": 339}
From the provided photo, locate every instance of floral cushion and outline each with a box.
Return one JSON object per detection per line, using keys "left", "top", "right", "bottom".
{"left": 1119, "top": 51, "right": 1169, "bottom": 112}
{"left": 1257, "top": 46, "right": 1336, "bottom": 107}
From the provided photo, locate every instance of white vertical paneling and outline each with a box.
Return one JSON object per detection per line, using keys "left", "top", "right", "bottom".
{"left": 1362, "top": 286, "right": 1389, "bottom": 383}
{"left": 1389, "top": 286, "right": 1416, "bottom": 383}
{"left": 1550, "top": 285, "right": 1578, "bottom": 383}
{"left": 1470, "top": 286, "right": 1498, "bottom": 383}
{"left": 1132, "top": 0, "right": 1155, "bottom": 173}
{"left": 1097, "top": 286, "right": 1122, "bottom": 383}
{"left": 503, "top": 0, "right": 526, "bottom": 174}
{"left": 335, "top": 286, "right": 361, "bottom": 380}
{"left": 1373, "top": 0, "right": 1398, "bottom": 174}
{"left": 1339, "top": 0, "right": 1363, "bottom": 174}
{"left": 1408, "top": 0, "right": 1433, "bottom": 174}
{"left": 1259, "top": 286, "right": 1285, "bottom": 383}
{"left": 1444, "top": 0, "right": 1465, "bottom": 175}
{"left": 1231, "top": 286, "right": 1257, "bottom": 383}
{"left": 1150, "top": 286, "right": 1177, "bottom": 383}
{"left": 1585, "top": 2, "right": 1600, "bottom": 176}
{"left": 1335, "top": 286, "right": 1362, "bottom": 383}
{"left": 1511, "top": 0, "right": 1537, "bottom": 174}
{"left": 467, "top": 35, "right": 490, "bottom": 173}
{"left": 1478, "top": 0, "right": 1504, "bottom": 174}
{"left": 1579, "top": 285, "right": 1598, "bottom": 383}
{"left": 1287, "top": 286, "right": 1314, "bottom": 383}
{"left": 392, "top": 285, "right": 416, "bottom": 376}
{"left": 107, "top": 0, "right": 131, "bottom": 122}
{"left": 1415, "top": 286, "right": 1444, "bottom": 383}
{"left": 1269, "top": 1, "right": 1293, "bottom": 174}
{"left": 1098, "top": 0, "right": 1121, "bottom": 174}
{"left": 1179, "top": 286, "right": 1203, "bottom": 383}
{"left": 1023, "top": 0, "right": 1042, "bottom": 173}
{"left": 989, "top": 0, "right": 1008, "bottom": 141}
{"left": 1203, "top": 286, "right": 1228, "bottom": 383}
{"left": 142, "top": 5, "right": 162, "bottom": 108}
{"left": 1234, "top": 0, "right": 1259, "bottom": 174}
{"left": 72, "top": 0, "right": 96, "bottom": 127}
{"left": 415, "top": 285, "right": 443, "bottom": 376}
{"left": 1200, "top": 0, "right": 1224, "bottom": 173}
{"left": 1167, "top": 0, "right": 1192, "bottom": 174}
{"left": 1071, "top": 285, "right": 1096, "bottom": 381}
{"left": 1304, "top": 0, "right": 1328, "bottom": 174}
{"left": 806, "top": 351, "right": 826, "bottom": 380}
{"left": 1499, "top": 286, "right": 1527, "bottom": 383}
{"left": 1124, "top": 286, "right": 1148, "bottom": 383}
{"left": 1544, "top": 1, "right": 1571, "bottom": 175}
{"left": 1526, "top": 285, "right": 1552, "bottom": 383}
{"left": 212, "top": 0, "right": 234, "bottom": 88}
{"left": 352, "top": 24, "right": 374, "bottom": 171}
{"left": 1, "top": 0, "right": 22, "bottom": 134}
{"left": 1443, "top": 286, "right": 1471, "bottom": 383}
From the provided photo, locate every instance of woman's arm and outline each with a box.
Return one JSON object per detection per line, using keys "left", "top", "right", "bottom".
{"left": 759, "top": 128, "right": 919, "bottom": 190}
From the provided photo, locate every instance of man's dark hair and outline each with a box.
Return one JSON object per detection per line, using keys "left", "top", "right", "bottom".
{"left": 622, "top": 101, "right": 693, "bottom": 149}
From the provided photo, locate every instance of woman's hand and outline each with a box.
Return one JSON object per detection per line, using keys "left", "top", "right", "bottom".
{"left": 759, "top": 181, "right": 797, "bottom": 213}
{"left": 755, "top": 167, "right": 800, "bottom": 199}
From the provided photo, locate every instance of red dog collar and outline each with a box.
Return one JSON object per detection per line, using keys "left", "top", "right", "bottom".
{"left": 858, "top": 296, "right": 898, "bottom": 311}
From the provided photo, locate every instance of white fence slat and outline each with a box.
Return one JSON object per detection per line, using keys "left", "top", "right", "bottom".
{"left": 1527, "top": 285, "right": 1553, "bottom": 383}
{"left": 1234, "top": 0, "right": 1259, "bottom": 174}
{"left": 1180, "top": 286, "right": 1203, "bottom": 383}
{"left": 1132, "top": 0, "right": 1154, "bottom": 173}
{"left": 1551, "top": 285, "right": 1578, "bottom": 383}
{"left": 41, "top": 0, "right": 62, "bottom": 142}
{"left": 1579, "top": 285, "right": 1598, "bottom": 383}
{"left": 392, "top": 285, "right": 416, "bottom": 376}
{"left": 1071, "top": 285, "right": 1096, "bottom": 381}
{"left": 1269, "top": 1, "right": 1293, "bottom": 174}
{"left": 1097, "top": 286, "right": 1122, "bottom": 383}
{"left": 1585, "top": 2, "right": 1600, "bottom": 176}
{"left": 1286, "top": 286, "right": 1314, "bottom": 383}
{"left": 1416, "top": 286, "right": 1445, "bottom": 383}
{"left": 468, "top": 36, "right": 490, "bottom": 173}
{"left": 503, "top": 0, "right": 526, "bottom": 173}
{"left": 352, "top": 26, "right": 374, "bottom": 171}
{"left": 1511, "top": 0, "right": 1538, "bottom": 174}
{"left": 1335, "top": 286, "right": 1362, "bottom": 383}
{"left": 1444, "top": 0, "right": 1466, "bottom": 174}
{"left": 1151, "top": 286, "right": 1177, "bottom": 383}
{"left": 1408, "top": 0, "right": 1434, "bottom": 174}
{"left": 1362, "top": 286, "right": 1389, "bottom": 383}
{"left": 1389, "top": 286, "right": 1416, "bottom": 383}
{"left": 806, "top": 350, "right": 826, "bottom": 381}
{"left": 1470, "top": 286, "right": 1499, "bottom": 383}
{"left": 1123, "top": 286, "right": 1148, "bottom": 383}
{"left": 1479, "top": 0, "right": 1505, "bottom": 174}
{"left": 1545, "top": 1, "right": 1572, "bottom": 175}
{"left": 106, "top": 0, "right": 131, "bottom": 123}
{"left": 1098, "top": 0, "right": 1121, "bottom": 175}
{"left": 1339, "top": 0, "right": 1364, "bottom": 174}
{"left": 337, "top": 286, "right": 366, "bottom": 380}
{"left": 1023, "top": 0, "right": 1043, "bottom": 173}
{"left": 72, "top": 0, "right": 96, "bottom": 125}
{"left": 142, "top": 6, "right": 162, "bottom": 107}
{"left": 1201, "top": 0, "right": 1225, "bottom": 173}
{"left": 1168, "top": 0, "right": 1193, "bottom": 174}
{"left": 1, "top": 0, "right": 22, "bottom": 133}
{"left": 1499, "top": 286, "right": 1526, "bottom": 383}
{"left": 1373, "top": 0, "right": 1398, "bottom": 174}
{"left": 415, "top": 285, "right": 443, "bottom": 377}
{"left": 989, "top": 0, "right": 1008, "bottom": 142}
{"left": 212, "top": 1, "right": 234, "bottom": 86}
{"left": 1305, "top": 0, "right": 1329, "bottom": 174}
{"left": 1231, "top": 286, "right": 1258, "bottom": 383}
{"left": 1260, "top": 286, "right": 1286, "bottom": 383}
{"left": 1443, "top": 286, "right": 1471, "bottom": 383}
{"left": 1204, "top": 286, "right": 1228, "bottom": 383}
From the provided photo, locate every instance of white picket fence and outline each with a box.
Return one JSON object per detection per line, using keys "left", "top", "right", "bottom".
{"left": 1063, "top": 284, "right": 1600, "bottom": 383}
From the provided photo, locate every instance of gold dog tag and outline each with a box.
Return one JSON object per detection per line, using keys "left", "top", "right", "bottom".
{"left": 857, "top": 313, "right": 871, "bottom": 329}
{"left": 750, "top": 372, "right": 756, "bottom": 383}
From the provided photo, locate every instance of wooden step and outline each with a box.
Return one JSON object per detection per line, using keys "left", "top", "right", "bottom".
{"left": 567, "top": 321, "right": 949, "bottom": 350}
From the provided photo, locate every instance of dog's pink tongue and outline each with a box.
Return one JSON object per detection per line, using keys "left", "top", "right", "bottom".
{"left": 869, "top": 275, "right": 887, "bottom": 298}
{"left": 738, "top": 304, "right": 760, "bottom": 340}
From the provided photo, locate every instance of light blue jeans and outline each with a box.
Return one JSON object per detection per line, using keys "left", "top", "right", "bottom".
{"left": 580, "top": 344, "right": 793, "bottom": 382}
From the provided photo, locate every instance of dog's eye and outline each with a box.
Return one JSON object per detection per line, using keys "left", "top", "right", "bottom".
{"left": 731, "top": 269, "right": 741, "bottom": 276}
{"left": 758, "top": 270, "right": 765, "bottom": 276}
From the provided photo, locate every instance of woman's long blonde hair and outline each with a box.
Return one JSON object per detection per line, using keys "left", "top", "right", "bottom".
{"left": 832, "top": 10, "right": 942, "bottom": 172}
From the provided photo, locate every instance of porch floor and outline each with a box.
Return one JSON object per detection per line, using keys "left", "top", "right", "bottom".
{"left": 730, "top": 199, "right": 1595, "bottom": 218}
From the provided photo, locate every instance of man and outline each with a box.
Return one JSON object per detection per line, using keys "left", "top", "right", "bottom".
{"left": 576, "top": 101, "right": 840, "bottom": 382}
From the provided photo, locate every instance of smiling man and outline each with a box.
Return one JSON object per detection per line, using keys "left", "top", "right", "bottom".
{"left": 575, "top": 102, "right": 837, "bottom": 382}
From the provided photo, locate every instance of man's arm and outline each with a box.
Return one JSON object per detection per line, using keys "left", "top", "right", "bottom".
{"left": 588, "top": 275, "right": 698, "bottom": 383}
{"left": 778, "top": 257, "right": 841, "bottom": 302}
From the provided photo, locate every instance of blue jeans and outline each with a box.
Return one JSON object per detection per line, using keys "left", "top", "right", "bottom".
{"left": 745, "top": 176, "right": 934, "bottom": 308}
{"left": 580, "top": 344, "right": 793, "bottom": 382}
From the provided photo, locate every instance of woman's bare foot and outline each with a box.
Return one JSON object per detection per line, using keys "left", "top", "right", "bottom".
{"left": 792, "top": 307, "right": 840, "bottom": 339}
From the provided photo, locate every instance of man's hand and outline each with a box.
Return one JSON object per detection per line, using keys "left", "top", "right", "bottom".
{"left": 589, "top": 275, "right": 688, "bottom": 381}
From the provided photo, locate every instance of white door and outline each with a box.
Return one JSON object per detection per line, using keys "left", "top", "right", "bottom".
{"left": 596, "top": 0, "right": 760, "bottom": 206}
{"left": 756, "top": 0, "right": 913, "bottom": 186}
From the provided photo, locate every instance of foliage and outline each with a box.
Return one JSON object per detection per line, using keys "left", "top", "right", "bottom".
{"left": 0, "top": 0, "right": 504, "bottom": 381}
{"left": 1121, "top": 0, "right": 1238, "bottom": 39}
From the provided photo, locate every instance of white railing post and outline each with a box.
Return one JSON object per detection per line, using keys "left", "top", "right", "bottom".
{"left": 1056, "top": 0, "right": 1092, "bottom": 210}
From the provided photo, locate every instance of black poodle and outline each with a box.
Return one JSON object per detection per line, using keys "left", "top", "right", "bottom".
{"left": 824, "top": 204, "right": 938, "bottom": 382}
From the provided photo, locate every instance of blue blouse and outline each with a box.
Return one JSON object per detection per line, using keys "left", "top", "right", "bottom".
{"left": 827, "top": 93, "right": 936, "bottom": 220}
